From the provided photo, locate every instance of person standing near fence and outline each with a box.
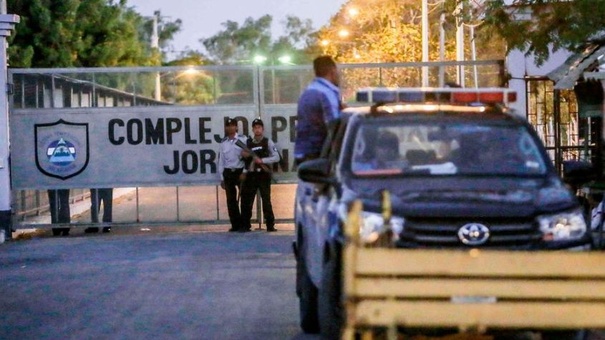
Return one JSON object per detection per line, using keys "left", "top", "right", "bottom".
{"left": 47, "top": 189, "right": 71, "bottom": 236}
{"left": 240, "top": 118, "right": 280, "bottom": 232}
{"left": 218, "top": 117, "right": 248, "bottom": 232}
{"left": 85, "top": 188, "right": 113, "bottom": 233}
{"left": 294, "top": 55, "right": 343, "bottom": 165}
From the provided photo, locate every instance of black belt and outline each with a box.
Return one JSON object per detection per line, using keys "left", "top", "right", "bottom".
{"left": 224, "top": 168, "right": 243, "bottom": 172}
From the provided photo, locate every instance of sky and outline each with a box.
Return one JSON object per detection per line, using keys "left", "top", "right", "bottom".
{"left": 127, "top": 0, "right": 349, "bottom": 56}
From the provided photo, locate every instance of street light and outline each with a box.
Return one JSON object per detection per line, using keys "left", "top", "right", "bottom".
{"left": 320, "top": 39, "right": 360, "bottom": 60}
{"left": 253, "top": 55, "right": 268, "bottom": 64}
{"left": 277, "top": 55, "right": 293, "bottom": 65}
{"left": 154, "top": 67, "right": 201, "bottom": 103}
{"left": 253, "top": 54, "right": 294, "bottom": 105}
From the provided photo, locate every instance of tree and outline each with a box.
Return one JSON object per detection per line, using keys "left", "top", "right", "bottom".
{"left": 316, "top": 0, "right": 506, "bottom": 88}
{"left": 202, "top": 15, "right": 273, "bottom": 65}
{"left": 318, "top": 0, "right": 505, "bottom": 64}
{"left": 139, "top": 10, "right": 183, "bottom": 63}
{"left": 200, "top": 15, "right": 317, "bottom": 65}
{"left": 163, "top": 51, "right": 216, "bottom": 105}
{"left": 7, "top": 0, "right": 181, "bottom": 67}
{"left": 476, "top": 0, "right": 605, "bottom": 65}
{"left": 274, "top": 16, "right": 318, "bottom": 64}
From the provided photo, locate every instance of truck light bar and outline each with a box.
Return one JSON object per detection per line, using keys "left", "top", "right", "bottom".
{"left": 356, "top": 87, "right": 517, "bottom": 105}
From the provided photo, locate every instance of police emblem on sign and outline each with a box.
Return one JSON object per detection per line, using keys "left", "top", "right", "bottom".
{"left": 35, "top": 119, "right": 89, "bottom": 180}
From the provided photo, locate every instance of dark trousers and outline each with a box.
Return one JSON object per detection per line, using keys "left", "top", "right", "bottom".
{"left": 223, "top": 169, "right": 243, "bottom": 229}
{"left": 48, "top": 189, "right": 71, "bottom": 224}
{"left": 48, "top": 189, "right": 70, "bottom": 235}
{"left": 90, "top": 188, "right": 113, "bottom": 223}
{"left": 240, "top": 172, "right": 274, "bottom": 230}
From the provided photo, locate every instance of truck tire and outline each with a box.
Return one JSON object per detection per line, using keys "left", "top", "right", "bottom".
{"left": 319, "top": 243, "right": 344, "bottom": 340}
{"left": 541, "top": 330, "right": 588, "bottom": 340}
{"left": 297, "top": 238, "right": 320, "bottom": 334}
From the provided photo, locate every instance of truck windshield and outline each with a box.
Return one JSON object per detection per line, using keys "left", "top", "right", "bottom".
{"left": 350, "top": 121, "right": 547, "bottom": 177}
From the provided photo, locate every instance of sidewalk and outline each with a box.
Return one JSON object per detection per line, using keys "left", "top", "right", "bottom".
{"left": 10, "top": 185, "right": 297, "bottom": 240}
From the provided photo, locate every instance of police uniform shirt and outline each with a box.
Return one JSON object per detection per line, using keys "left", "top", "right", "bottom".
{"left": 218, "top": 134, "right": 248, "bottom": 180}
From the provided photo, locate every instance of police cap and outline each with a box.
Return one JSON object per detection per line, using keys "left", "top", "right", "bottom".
{"left": 225, "top": 117, "right": 238, "bottom": 126}
{"left": 252, "top": 118, "right": 264, "bottom": 127}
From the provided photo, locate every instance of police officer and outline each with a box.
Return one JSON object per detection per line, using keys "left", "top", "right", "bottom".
{"left": 218, "top": 117, "right": 248, "bottom": 232}
{"left": 240, "top": 118, "right": 280, "bottom": 232}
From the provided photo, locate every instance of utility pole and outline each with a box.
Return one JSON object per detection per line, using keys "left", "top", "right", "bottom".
{"left": 151, "top": 12, "right": 161, "bottom": 101}
{"left": 439, "top": 11, "right": 446, "bottom": 87}
{"left": 455, "top": 1, "right": 465, "bottom": 87}
{"left": 0, "top": 0, "right": 19, "bottom": 242}
{"left": 421, "top": 0, "right": 429, "bottom": 87}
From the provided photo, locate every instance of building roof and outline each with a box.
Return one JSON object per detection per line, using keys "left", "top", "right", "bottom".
{"left": 546, "top": 43, "right": 605, "bottom": 89}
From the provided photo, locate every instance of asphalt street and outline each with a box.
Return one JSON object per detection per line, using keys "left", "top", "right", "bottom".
{"left": 0, "top": 225, "right": 319, "bottom": 340}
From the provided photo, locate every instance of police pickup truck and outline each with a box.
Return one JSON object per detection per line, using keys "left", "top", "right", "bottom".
{"left": 293, "top": 87, "right": 591, "bottom": 339}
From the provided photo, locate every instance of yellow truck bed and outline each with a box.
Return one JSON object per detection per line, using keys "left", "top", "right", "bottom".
{"left": 342, "top": 201, "right": 605, "bottom": 339}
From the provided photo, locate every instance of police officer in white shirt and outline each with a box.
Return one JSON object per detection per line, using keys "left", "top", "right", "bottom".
{"left": 218, "top": 117, "right": 248, "bottom": 232}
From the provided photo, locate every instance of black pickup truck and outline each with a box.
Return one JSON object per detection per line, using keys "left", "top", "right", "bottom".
{"left": 293, "top": 87, "right": 591, "bottom": 339}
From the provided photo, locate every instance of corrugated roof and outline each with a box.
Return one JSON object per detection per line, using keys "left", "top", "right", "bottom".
{"left": 546, "top": 43, "right": 605, "bottom": 89}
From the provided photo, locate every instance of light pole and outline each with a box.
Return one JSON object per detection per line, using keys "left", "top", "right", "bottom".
{"left": 150, "top": 12, "right": 161, "bottom": 100}
{"left": 455, "top": 1, "right": 465, "bottom": 87}
{"left": 253, "top": 54, "right": 293, "bottom": 105}
{"left": 422, "top": 0, "right": 429, "bottom": 87}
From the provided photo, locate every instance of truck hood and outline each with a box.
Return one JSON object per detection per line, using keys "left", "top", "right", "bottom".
{"left": 343, "top": 175, "right": 577, "bottom": 218}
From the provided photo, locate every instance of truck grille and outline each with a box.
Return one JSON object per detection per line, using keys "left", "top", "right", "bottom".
{"left": 396, "top": 217, "right": 543, "bottom": 248}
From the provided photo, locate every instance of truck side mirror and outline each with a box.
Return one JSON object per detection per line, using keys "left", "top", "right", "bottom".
{"left": 298, "top": 158, "right": 334, "bottom": 184}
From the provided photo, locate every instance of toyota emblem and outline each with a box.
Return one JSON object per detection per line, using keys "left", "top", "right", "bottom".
{"left": 457, "top": 223, "right": 490, "bottom": 246}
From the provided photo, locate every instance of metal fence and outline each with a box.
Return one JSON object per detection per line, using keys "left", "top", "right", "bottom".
{"left": 9, "top": 60, "right": 507, "bottom": 228}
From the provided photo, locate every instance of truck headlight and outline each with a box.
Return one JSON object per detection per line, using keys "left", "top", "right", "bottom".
{"left": 537, "top": 209, "right": 587, "bottom": 241}
{"left": 359, "top": 211, "right": 404, "bottom": 243}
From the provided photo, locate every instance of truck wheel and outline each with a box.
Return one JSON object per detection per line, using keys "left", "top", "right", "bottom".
{"left": 297, "top": 239, "right": 320, "bottom": 333}
{"left": 541, "top": 330, "right": 587, "bottom": 340}
{"left": 319, "top": 243, "right": 344, "bottom": 340}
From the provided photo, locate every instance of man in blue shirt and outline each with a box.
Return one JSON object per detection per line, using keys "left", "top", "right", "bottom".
{"left": 294, "top": 56, "right": 342, "bottom": 165}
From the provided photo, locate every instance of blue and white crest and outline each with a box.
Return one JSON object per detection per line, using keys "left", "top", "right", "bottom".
{"left": 35, "top": 119, "right": 89, "bottom": 180}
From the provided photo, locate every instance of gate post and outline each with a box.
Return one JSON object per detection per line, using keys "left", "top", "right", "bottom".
{"left": 0, "top": 3, "right": 19, "bottom": 241}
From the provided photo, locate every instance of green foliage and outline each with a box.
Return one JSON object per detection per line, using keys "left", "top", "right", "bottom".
{"left": 139, "top": 10, "right": 183, "bottom": 60}
{"left": 318, "top": 0, "right": 505, "bottom": 64}
{"left": 478, "top": 0, "right": 605, "bottom": 65}
{"left": 7, "top": 0, "right": 178, "bottom": 67}
{"left": 201, "top": 14, "right": 317, "bottom": 65}
{"left": 165, "top": 50, "right": 209, "bottom": 66}
{"left": 202, "top": 15, "right": 273, "bottom": 65}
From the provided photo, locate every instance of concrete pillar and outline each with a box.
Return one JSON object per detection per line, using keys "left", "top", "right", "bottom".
{"left": 0, "top": 12, "right": 20, "bottom": 241}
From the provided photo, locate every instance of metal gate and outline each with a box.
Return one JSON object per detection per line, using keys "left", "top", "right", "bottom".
{"left": 9, "top": 60, "right": 506, "bottom": 229}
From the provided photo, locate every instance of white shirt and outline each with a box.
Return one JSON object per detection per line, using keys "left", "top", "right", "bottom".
{"left": 218, "top": 134, "right": 248, "bottom": 180}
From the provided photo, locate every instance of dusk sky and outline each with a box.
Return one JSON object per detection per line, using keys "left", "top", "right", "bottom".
{"left": 128, "top": 0, "right": 348, "bottom": 55}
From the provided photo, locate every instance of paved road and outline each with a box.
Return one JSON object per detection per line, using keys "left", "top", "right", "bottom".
{"left": 0, "top": 225, "right": 319, "bottom": 340}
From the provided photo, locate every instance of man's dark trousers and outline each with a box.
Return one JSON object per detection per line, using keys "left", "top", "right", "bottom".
{"left": 90, "top": 188, "right": 113, "bottom": 223}
{"left": 240, "top": 172, "right": 274, "bottom": 231}
{"left": 223, "top": 169, "right": 243, "bottom": 230}
{"left": 48, "top": 189, "right": 71, "bottom": 224}
{"left": 48, "top": 189, "right": 71, "bottom": 236}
